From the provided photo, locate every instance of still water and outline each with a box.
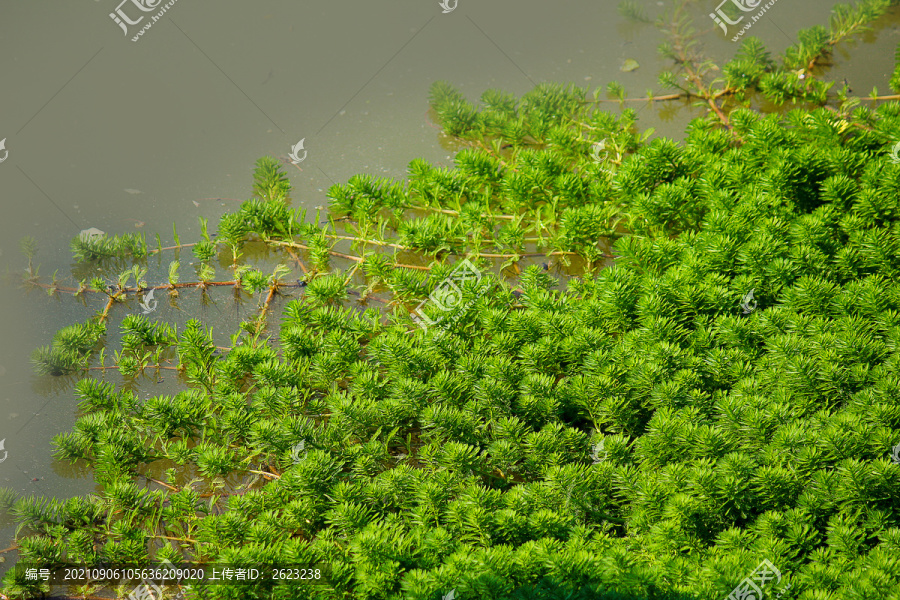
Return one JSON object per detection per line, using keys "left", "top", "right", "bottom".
{"left": 0, "top": 0, "right": 896, "bottom": 575}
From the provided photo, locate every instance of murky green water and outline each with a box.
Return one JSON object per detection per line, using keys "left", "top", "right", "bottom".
{"left": 1, "top": 0, "right": 898, "bottom": 579}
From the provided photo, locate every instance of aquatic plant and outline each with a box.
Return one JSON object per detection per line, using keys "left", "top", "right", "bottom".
{"left": 4, "top": 1, "right": 900, "bottom": 599}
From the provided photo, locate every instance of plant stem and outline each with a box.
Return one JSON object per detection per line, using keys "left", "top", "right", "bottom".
{"left": 584, "top": 93, "right": 684, "bottom": 103}
{"left": 248, "top": 469, "right": 281, "bottom": 480}
{"left": 149, "top": 243, "right": 198, "bottom": 255}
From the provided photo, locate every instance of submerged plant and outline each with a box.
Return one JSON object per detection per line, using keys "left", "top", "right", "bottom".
{"left": 6, "top": 2, "right": 900, "bottom": 600}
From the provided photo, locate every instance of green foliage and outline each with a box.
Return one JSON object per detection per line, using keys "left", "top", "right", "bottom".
{"left": 617, "top": 0, "right": 651, "bottom": 23}
{"left": 10, "top": 4, "right": 900, "bottom": 600}
{"left": 193, "top": 239, "right": 217, "bottom": 262}
{"left": 70, "top": 231, "right": 147, "bottom": 263}
{"left": 19, "top": 236, "right": 38, "bottom": 262}
{"left": 892, "top": 43, "right": 900, "bottom": 94}
{"left": 723, "top": 39, "right": 772, "bottom": 91}
{"left": 31, "top": 320, "right": 106, "bottom": 376}
{"left": 305, "top": 273, "right": 349, "bottom": 306}
{"left": 239, "top": 198, "right": 296, "bottom": 239}
{"left": 252, "top": 156, "right": 292, "bottom": 201}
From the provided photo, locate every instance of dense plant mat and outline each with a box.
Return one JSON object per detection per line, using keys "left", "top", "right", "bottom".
{"left": 5, "top": 1, "right": 900, "bottom": 599}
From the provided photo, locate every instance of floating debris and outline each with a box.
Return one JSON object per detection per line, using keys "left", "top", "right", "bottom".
{"left": 124, "top": 188, "right": 142, "bottom": 195}
{"left": 620, "top": 58, "right": 640, "bottom": 72}
{"left": 79, "top": 227, "right": 105, "bottom": 241}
